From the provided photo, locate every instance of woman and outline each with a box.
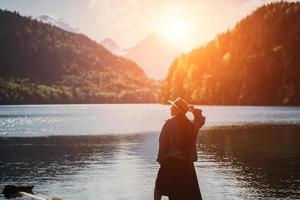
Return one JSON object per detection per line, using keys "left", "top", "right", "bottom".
{"left": 154, "top": 97, "right": 205, "bottom": 200}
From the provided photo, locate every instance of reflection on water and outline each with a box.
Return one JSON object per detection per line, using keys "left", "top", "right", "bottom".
{"left": 0, "top": 125, "right": 300, "bottom": 199}
{"left": 0, "top": 134, "right": 157, "bottom": 200}
{"left": 198, "top": 125, "right": 300, "bottom": 199}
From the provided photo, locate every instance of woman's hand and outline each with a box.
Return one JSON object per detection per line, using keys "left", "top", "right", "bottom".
{"left": 190, "top": 106, "right": 206, "bottom": 128}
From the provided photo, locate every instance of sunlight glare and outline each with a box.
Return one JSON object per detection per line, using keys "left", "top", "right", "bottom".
{"left": 159, "top": 15, "right": 193, "bottom": 49}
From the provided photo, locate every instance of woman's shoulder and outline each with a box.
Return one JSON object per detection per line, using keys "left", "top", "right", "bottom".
{"left": 169, "top": 115, "right": 194, "bottom": 126}
{"left": 162, "top": 118, "right": 173, "bottom": 129}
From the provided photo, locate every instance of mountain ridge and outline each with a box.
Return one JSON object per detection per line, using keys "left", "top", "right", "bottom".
{"left": 125, "top": 33, "right": 182, "bottom": 80}
{"left": 0, "top": 10, "right": 160, "bottom": 104}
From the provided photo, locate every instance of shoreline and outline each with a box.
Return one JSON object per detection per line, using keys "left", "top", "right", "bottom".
{"left": 1, "top": 123, "right": 300, "bottom": 140}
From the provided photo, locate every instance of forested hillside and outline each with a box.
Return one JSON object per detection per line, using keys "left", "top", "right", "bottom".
{"left": 0, "top": 10, "right": 160, "bottom": 104}
{"left": 163, "top": 2, "right": 300, "bottom": 105}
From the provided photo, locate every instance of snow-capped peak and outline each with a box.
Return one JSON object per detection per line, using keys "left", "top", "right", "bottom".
{"left": 36, "top": 15, "right": 80, "bottom": 33}
{"left": 100, "top": 38, "right": 128, "bottom": 56}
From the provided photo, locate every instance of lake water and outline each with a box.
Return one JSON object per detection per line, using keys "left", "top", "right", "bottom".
{"left": 0, "top": 104, "right": 300, "bottom": 199}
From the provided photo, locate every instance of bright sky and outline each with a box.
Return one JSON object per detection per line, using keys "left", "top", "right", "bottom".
{"left": 0, "top": 0, "right": 297, "bottom": 51}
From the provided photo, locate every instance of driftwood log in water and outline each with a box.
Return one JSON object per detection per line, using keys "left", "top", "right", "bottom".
{"left": 2, "top": 185, "right": 62, "bottom": 200}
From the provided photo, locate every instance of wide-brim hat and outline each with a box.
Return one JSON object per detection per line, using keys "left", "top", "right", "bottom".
{"left": 168, "top": 97, "right": 190, "bottom": 114}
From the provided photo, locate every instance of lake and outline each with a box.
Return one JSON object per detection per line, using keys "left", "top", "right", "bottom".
{"left": 0, "top": 104, "right": 300, "bottom": 199}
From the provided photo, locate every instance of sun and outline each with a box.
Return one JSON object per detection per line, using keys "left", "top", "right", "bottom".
{"left": 168, "top": 18, "right": 187, "bottom": 40}
{"left": 158, "top": 15, "right": 192, "bottom": 49}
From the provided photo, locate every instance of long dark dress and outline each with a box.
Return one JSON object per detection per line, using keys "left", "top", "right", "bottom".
{"left": 155, "top": 114, "right": 202, "bottom": 200}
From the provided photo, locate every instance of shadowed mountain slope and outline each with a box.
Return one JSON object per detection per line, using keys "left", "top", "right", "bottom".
{"left": 0, "top": 10, "right": 160, "bottom": 104}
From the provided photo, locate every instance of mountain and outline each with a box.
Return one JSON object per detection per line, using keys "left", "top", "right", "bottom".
{"left": 100, "top": 38, "right": 127, "bottom": 56}
{"left": 0, "top": 10, "right": 160, "bottom": 104}
{"left": 36, "top": 14, "right": 80, "bottom": 33}
{"left": 162, "top": 2, "right": 300, "bottom": 106}
{"left": 125, "top": 34, "right": 182, "bottom": 80}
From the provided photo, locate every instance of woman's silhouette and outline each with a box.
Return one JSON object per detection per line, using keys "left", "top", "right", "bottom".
{"left": 154, "top": 97, "right": 205, "bottom": 200}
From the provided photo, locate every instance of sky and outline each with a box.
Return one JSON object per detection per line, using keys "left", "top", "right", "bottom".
{"left": 0, "top": 0, "right": 298, "bottom": 51}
